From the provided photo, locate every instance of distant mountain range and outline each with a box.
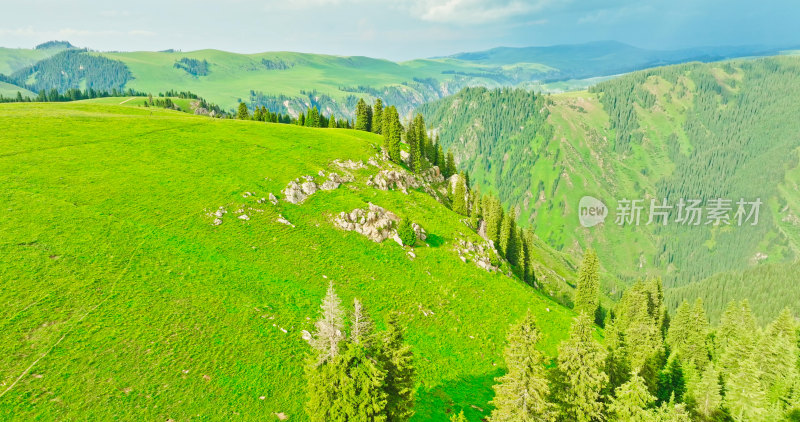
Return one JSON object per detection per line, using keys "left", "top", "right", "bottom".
{"left": 1, "top": 40, "right": 797, "bottom": 118}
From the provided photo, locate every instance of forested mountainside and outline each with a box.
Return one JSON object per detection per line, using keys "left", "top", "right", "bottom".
{"left": 421, "top": 56, "right": 800, "bottom": 301}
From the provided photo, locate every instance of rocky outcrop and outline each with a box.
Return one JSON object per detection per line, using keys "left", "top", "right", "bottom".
{"left": 334, "top": 203, "right": 400, "bottom": 242}
{"left": 454, "top": 236, "right": 500, "bottom": 272}
{"left": 412, "top": 223, "right": 427, "bottom": 241}
{"left": 333, "top": 159, "right": 366, "bottom": 170}
{"left": 421, "top": 166, "right": 445, "bottom": 184}
{"left": 367, "top": 170, "right": 420, "bottom": 194}
{"left": 320, "top": 172, "right": 351, "bottom": 191}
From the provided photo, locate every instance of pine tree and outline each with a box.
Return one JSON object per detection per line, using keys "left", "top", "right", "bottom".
{"left": 351, "top": 298, "right": 375, "bottom": 348}
{"left": 452, "top": 174, "right": 468, "bottom": 215}
{"left": 329, "top": 114, "right": 337, "bottom": 128}
{"left": 355, "top": 98, "right": 370, "bottom": 131}
{"left": 444, "top": 150, "right": 456, "bottom": 179}
{"left": 724, "top": 355, "right": 769, "bottom": 422}
{"left": 372, "top": 99, "right": 383, "bottom": 135}
{"left": 309, "top": 283, "right": 346, "bottom": 363}
{"left": 555, "top": 314, "right": 608, "bottom": 422}
{"left": 691, "top": 363, "right": 722, "bottom": 420}
{"left": 758, "top": 308, "right": 798, "bottom": 407}
{"left": 435, "top": 144, "right": 445, "bottom": 169}
{"left": 382, "top": 106, "right": 402, "bottom": 162}
{"left": 490, "top": 311, "right": 554, "bottom": 422}
{"left": 521, "top": 229, "right": 536, "bottom": 285}
{"left": 604, "top": 318, "right": 632, "bottom": 395}
{"left": 335, "top": 339, "right": 388, "bottom": 421}
{"left": 655, "top": 354, "right": 685, "bottom": 405}
{"left": 382, "top": 313, "right": 415, "bottom": 422}
{"left": 574, "top": 249, "right": 600, "bottom": 317}
{"left": 484, "top": 196, "right": 504, "bottom": 248}
{"left": 237, "top": 102, "right": 249, "bottom": 120}
{"left": 450, "top": 410, "right": 467, "bottom": 422}
{"left": 717, "top": 300, "right": 759, "bottom": 382}
{"left": 608, "top": 372, "right": 655, "bottom": 422}
{"left": 498, "top": 211, "right": 517, "bottom": 265}
{"left": 396, "top": 217, "right": 417, "bottom": 247}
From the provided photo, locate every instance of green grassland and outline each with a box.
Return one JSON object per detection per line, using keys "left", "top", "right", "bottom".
{"left": 0, "top": 102, "right": 582, "bottom": 421}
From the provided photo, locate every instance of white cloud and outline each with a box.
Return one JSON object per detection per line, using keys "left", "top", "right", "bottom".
{"left": 410, "top": 0, "right": 552, "bottom": 24}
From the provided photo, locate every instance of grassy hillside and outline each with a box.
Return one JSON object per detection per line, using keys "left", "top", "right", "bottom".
{"left": 421, "top": 56, "right": 800, "bottom": 313}
{"left": 0, "top": 102, "right": 581, "bottom": 421}
{"left": 0, "top": 47, "right": 65, "bottom": 75}
{"left": 0, "top": 81, "right": 34, "bottom": 98}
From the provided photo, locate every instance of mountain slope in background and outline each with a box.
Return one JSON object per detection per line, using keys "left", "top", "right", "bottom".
{"left": 1, "top": 41, "right": 797, "bottom": 120}
{"left": 443, "top": 41, "right": 797, "bottom": 79}
{"left": 421, "top": 56, "right": 800, "bottom": 320}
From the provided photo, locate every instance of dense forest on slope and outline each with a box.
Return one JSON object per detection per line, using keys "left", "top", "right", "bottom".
{"left": 666, "top": 260, "right": 800, "bottom": 325}
{"left": 421, "top": 56, "right": 800, "bottom": 309}
{"left": 0, "top": 49, "right": 131, "bottom": 93}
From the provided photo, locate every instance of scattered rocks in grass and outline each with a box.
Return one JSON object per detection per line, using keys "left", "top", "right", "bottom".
{"left": 418, "top": 304, "right": 434, "bottom": 317}
{"left": 334, "top": 203, "right": 400, "bottom": 242}
{"left": 268, "top": 193, "right": 278, "bottom": 205}
{"left": 242, "top": 191, "right": 254, "bottom": 198}
{"left": 202, "top": 374, "right": 211, "bottom": 382}
{"left": 421, "top": 166, "right": 445, "bottom": 184}
{"left": 318, "top": 170, "right": 325, "bottom": 177}
{"left": 214, "top": 207, "right": 227, "bottom": 218}
{"left": 275, "top": 412, "right": 289, "bottom": 421}
{"left": 454, "top": 236, "right": 500, "bottom": 272}
{"left": 301, "top": 181, "right": 318, "bottom": 195}
{"left": 367, "top": 170, "right": 420, "bottom": 194}
{"left": 333, "top": 159, "right": 366, "bottom": 170}
{"left": 301, "top": 330, "right": 312, "bottom": 342}
{"left": 213, "top": 218, "right": 223, "bottom": 226}
{"left": 282, "top": 181, "right": 307, "bottom": 204}
{"left": 276, "top": 215, "right": 295, "bottom": 227}
{"left": 302, "top": 175, "right": 314, "bottom": 182}
{"left": 320, "top": 172, "right": 351, "bottom": 191}
{"left": 238, "top": 214, "right": 250, "bottom": 221}
{"left": 407, "top": 250, "right": 416, "bottom": 259}
{"left": 259, "top": 396, "right": 266, "bottom": 400}
{"left": 412, "top": 223, "right": 427, "bottom": 241}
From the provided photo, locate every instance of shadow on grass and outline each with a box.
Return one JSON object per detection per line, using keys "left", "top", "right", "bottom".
{"left": 425, "top": 233, "right": 445, "bottom": 248}
{"left": 413, "top": 369, "right": 502, "bottom": 421}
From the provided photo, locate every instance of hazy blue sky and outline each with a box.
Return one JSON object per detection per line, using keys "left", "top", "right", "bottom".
{"left": 1, "top": 0, "right": 798, "bottom": 60}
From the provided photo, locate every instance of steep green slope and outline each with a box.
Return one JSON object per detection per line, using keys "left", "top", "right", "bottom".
{"left": 0, "top": 103, "right": 579, "bottom": 421}
{"left": 421, "top": 56, "right": 800, "bottom": 302}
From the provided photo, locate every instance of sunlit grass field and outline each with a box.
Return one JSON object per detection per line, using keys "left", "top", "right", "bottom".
{"left": 0, "top": 103, "right": 578, "bottom": 421}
